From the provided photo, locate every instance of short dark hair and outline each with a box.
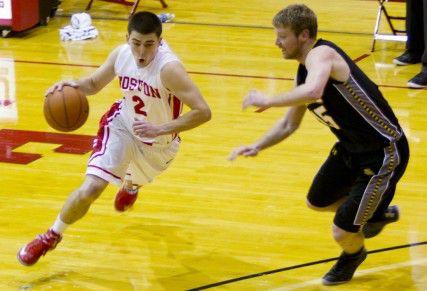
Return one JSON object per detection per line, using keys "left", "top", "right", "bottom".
{"left": 128, "top": 11, "right": 162, "bottom": 37}
{"left": 273, "top": 4, "right": 317, "bottom": 38}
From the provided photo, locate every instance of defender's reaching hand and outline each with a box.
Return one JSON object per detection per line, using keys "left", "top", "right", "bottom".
{"left": 242, "top": 90, "right": 271, "bottom": 111}
{"left": 228, "top": 145, "right": 259, "bottom": 161}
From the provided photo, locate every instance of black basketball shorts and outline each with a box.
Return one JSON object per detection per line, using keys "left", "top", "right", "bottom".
{"left": 307, "top": 136, "right": 409, "bottom": 232}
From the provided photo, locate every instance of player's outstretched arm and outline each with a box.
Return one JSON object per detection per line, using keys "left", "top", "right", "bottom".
{"left": 45, "top": 46, "right": 120, "bottom": 96}
{"left": 242, "top": 47, "right": 334, "bottom": 111}
{"left": 229, "top": 105, "right": 306, "bottom": 161}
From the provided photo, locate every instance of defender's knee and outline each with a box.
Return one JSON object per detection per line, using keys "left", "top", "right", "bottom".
{"left": 332, "top": 224, "right": 354, "bottom": 242}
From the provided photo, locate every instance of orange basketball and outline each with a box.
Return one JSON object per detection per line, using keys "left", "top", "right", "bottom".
{"left": 43, "top": 86, "right": 89, "bottom": 132}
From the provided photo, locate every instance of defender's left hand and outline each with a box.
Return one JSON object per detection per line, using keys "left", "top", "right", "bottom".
{"left": 242, "top": 90, "right": 270, "bottom": 111}
{"left": 133, "top": 119, "right": 163, "bottom": 138}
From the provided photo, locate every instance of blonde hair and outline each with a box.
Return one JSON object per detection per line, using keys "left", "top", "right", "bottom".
{"left": 273, "top": 4, "right": 317, "bottom": 38}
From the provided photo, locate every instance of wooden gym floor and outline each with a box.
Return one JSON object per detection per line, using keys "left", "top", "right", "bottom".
{"left": 0, "top": 0, "right": 426, "bottom": 290}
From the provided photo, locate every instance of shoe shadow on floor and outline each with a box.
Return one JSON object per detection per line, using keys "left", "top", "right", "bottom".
{"left": 18, "top": 270, "right": 135, "bottom": 289}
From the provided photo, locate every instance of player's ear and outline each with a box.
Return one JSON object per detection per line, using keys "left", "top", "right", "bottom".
{"left": 301, "top": 29, "right": 310, "bottom": 40}
{"left": 297, "top": 29, "right": 308, "bottom": 42}
{"left": 126, "top": 33, "right": 129, "bottom": 42}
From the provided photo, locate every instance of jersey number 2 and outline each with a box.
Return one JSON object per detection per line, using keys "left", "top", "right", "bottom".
{"left": 132, "top": 95, "right": 147, "bottom": 116}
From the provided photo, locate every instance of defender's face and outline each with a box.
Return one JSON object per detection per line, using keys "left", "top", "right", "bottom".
{"left": 127, "top": 31, "right": 161, "bottom": 68}
{"left": 274, "top": 26, "right": 301, "bottom": 59}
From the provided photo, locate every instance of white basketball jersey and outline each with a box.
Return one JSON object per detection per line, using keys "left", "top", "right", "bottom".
{"left": 114, "top": 41, "right": 183, "bottom": 145}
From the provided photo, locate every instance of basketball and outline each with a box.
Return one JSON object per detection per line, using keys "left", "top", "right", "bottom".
{"left": 43, "top": 86, "right": 89, "bottom": 132}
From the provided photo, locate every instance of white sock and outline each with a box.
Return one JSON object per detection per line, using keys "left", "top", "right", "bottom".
{"left": 124, "top": 173, "right": 132, "bottom": 190}
{"left": 123, "top": 173, "right": 139, "bottom": 194}
{"left": 51, "top": 215, "right": 70, "bottom": 234}
{"left": 129, "top": 187, "right": 138, "bottom": 195}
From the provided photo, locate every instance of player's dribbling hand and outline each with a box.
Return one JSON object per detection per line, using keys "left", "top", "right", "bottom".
{"left": 228, "top": 145, "right": 259, "bottom": 161}
{"left": 242, "top": 90, "right": 271, "bottom": 112}
{"left": 133, "top": 118, "right": 163, "bottom": 138}
{"left": 45, "top": 80, "right": 79, "bottom": 96}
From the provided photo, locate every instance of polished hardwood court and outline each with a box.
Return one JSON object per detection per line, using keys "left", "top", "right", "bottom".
{"left": 0, "top": 0, "right": 426, "bottom": 290}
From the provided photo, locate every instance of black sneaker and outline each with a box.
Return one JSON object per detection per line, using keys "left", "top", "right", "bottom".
{"left": 408, "top": 71, "right": 427, "bottom": 89}
{"left": 362, "top": 205, "right": 399, "bottom": 238}
{"left": 322, "top": 248, "right": 367, "bottom": 285}
{"left": 393, "top": 51, "right": 422, "bottom": 66}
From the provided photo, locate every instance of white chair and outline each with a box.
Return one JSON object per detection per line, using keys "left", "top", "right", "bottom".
{"left": 371, "top": 0, "right": 407, "bottom": 52}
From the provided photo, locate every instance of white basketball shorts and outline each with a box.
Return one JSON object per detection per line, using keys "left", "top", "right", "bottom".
{"left": 86, "top": 103, "right": 179, "bottom": 186}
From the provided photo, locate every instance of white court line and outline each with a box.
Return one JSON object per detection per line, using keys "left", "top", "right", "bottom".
{"left": 273, "top": 258, "right": 427, "bottom": 290}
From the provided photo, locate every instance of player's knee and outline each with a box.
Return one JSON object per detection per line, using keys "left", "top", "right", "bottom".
{"left": 76, "top": 178, "right": 107, "bottom": 204}
{"left": 75, "top": 186, "right": 99, "bottom": 204}
{"left": 306, "top": 199, "right": 329, "bottom": 212}
{"left": 332, "top": 224, "right": 352, "bottom": 242}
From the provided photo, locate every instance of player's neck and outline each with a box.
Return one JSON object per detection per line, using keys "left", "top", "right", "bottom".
{"left": 297, "top": 38, "right": 317, "bottom": 65}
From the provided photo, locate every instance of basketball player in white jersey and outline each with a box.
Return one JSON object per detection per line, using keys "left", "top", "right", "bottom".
{"left": 17, "top": 11, "right": 211, "bottom": 266}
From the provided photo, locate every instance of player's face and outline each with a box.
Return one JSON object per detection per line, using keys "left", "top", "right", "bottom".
{"left": 127, "top": 31, "right": 161, "bottom": 68}
{"left": 274, "top": 26, "right": 302, "bottom": 60}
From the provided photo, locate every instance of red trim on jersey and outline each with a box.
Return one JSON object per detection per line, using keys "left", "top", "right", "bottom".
{"left": 170, "top": 95, "right": 182, "bottom": 140}
{"left": 172, "top": 96, "right": 181, "bottom": 119}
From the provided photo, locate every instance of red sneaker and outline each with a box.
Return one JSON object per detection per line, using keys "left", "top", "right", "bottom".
{"left": 114, "top": 187, "right": 138, "bottom": 212}
{"left": 17, "top": 229, "right": 62, "bottom": 266}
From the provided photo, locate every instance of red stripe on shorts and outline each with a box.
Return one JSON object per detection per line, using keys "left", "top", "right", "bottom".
{"left": 89, "top": 101, "right": 121, "bottom": 161}
{"left": 87, "top": 165, "right": 122, "bottom": 180}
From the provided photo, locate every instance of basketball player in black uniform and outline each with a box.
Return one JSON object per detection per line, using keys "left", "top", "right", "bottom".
{"left": 229, "top": 4, "right": 409, "bottom": 285}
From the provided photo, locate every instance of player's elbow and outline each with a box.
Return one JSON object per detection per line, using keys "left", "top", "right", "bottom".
{"left": 278, "top": 122, "right": 299, "bottom": 139}
{"left": 199, "top": 106, "right": 212, "bottom": 123}
{"left": 286, "top": 122, "right": 300, "bottom": 134}
{"left": 285, "top": 120, "right": 301, "bottom": 134}
{"left": 290, "top": 124, "right": 300, "bottom": 133}
{"left": 306, "top": 86, "right": 324, "bottom": 101}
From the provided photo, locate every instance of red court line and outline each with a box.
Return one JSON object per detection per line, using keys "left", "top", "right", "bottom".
{"left": 186, "top": 71, "right": 293, "bottom": 81}
{"left": 13, "top": 59, "right": 98, "bottom": 68}
{"left": 380, "top": 84, "right": 417, "bottom": 89}
{"left": 12, "top": 59, "right": 420, "bottom": 89}
{"left": 353, "top": 53, "right": 370, "bottom": 63}
{"left": 12, "top": 59, "right": 293, "bottom": 81}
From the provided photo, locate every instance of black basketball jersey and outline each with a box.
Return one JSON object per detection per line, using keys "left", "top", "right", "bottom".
{"left": 297, "top": 39, "right": 403, "bottom": 153}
